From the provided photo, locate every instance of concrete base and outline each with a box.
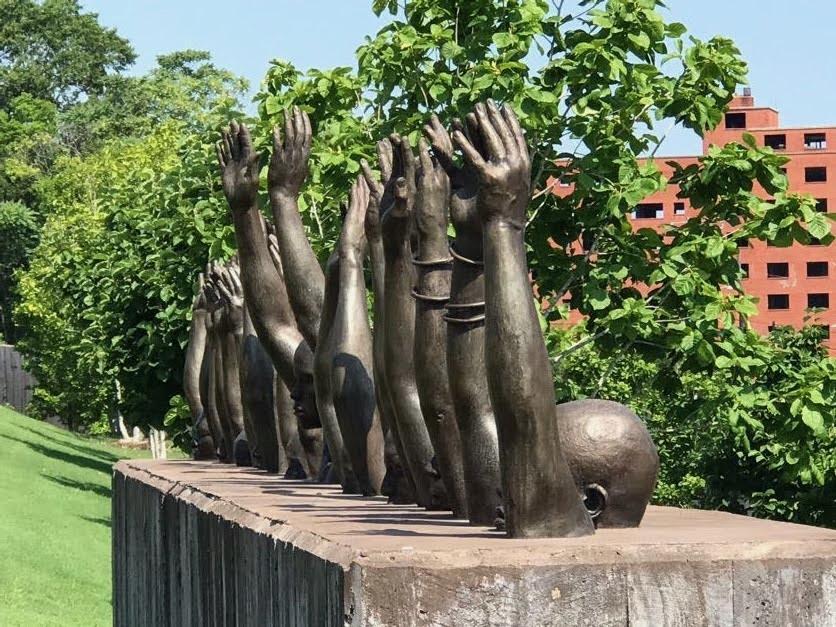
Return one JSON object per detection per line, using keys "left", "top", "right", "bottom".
{"left": 112, "top": 460, "right": 836, "bottom": 626}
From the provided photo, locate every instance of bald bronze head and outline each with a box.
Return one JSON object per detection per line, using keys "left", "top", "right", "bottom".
{"left": 557, "top": 399, "right": 659, "bottom": 528}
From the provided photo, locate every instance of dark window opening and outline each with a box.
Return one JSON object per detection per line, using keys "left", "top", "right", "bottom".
{"left": 808, "top": 293, "right": 830, "bottom": 309}
{"left": 725, "top": 112, "right": 746, "bottom": 129}
{"left": 767, "top": 294, "right": 790, "bottom": 310}
{"left": 815, "top": 324, "right": 831, "bottom": 339}
{"left": 804, "top": 132, "right": 827, "bottom": 150}
{"left": 764, "top": 134, "right": 786, "bottom": 150}
{"left": 674, "top": 202, "right": 685, "bottom": 215}
{"left": 581, "top": 231, "right": 594, "bottom": 252}
{"left": 740, "top": 263, "right": 749, "bottom": 278}
{"left": 805, "top": 167, "right": 827, "bottom": 183}
{"left": 807, "top": 261, "right": 829, "bottom": 277}
{"left": 737, "top": 238, "right": 750, "bottom": 248}
{"left": 633, "top": 203, "right": 664, "bottom": 219}
{"left": 816, "top": 198, "right": 829, "bottom": 213}
{"left": 767, "top": 262, "right": 789, "bottom": 278}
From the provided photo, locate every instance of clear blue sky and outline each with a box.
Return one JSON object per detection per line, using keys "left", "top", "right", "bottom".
{"left": 80, "top": 0, "right": 836, "bottom": 156}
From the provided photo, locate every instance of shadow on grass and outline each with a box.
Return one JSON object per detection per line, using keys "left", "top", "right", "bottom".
{"left": 80, "top": 515, "right": 112, "bottom": 528}
{"left": 42, "top": 473, "right": 112, "bottom": 498}
{"left": 12, "top": 424, "right": 123, "bottom": 463}
{"left": 0, "top": 433, "right": 113, "bottom": 474}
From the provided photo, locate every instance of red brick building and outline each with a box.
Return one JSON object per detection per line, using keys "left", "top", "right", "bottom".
{"left": 630, "top": 90, "right": 834, "bottom": 351}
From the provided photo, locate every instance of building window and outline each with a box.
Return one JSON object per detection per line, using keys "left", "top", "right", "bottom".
{"left": 767, "top": 262, "right": 789, "bottom": 278}
{"left": 674, "top": 202, "right": 685, "bottom": 216}
{"left": 725, "top": 112, "right": 746, "bottom": 129}
{"left": 581, "top": 231, "right": 594, "bottom": 252}
{"left": 816, "top": 198, "right": 828, "bottom": 213}
{"left": 764, "top": 134, "right": 786, "bottom": 150}
{"left": 805, "top": 167, "right": 827, "bottom": 183}
{"left": 737, "top": 238, "right": 750, "bottom": 248}
{"left": 804, "top": 132, "right": 827, "bottom": 150}
{"left": 808, "top": 293, "right": 830, "bottom": 309}
{"left": 815, "top": 324, "right": 832, "bottom": 339}
{"left": 767, "top": 294, "right": 790, "bottom": 310}
{"left": 633, "top": 203, "right": 664, "bottom": 219}
{"left": 740, "top": 263, "right": 750, "bottom": 278}
{"left": 807, "top": 261, "right": 829, "bottom": 277}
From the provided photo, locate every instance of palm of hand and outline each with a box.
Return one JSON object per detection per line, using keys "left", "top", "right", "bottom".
{"left": 222, "top": 159, "right": 259, "bottom": 211}
{"left": 416, "top": 165, "right": 450, "bottom": 237}
{"left": 477, "top": 163, "right": 530, "bottom": 224}
{"left": 217, "top": 122, "right": 260, "bottom": 211}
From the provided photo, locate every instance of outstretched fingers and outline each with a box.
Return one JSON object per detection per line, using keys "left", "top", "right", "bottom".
{"left": 423, "top": 114, "right": 456, "bottom": 175}
{"left": 474, "top": 102, "right": 505, "bottom": 160}
{"left": 487, "top": 99, "right": 515, "bottom": 157}
{"left": 502, "top": 104, "right": 529, "bottom": 163}
{"left": 417, "top": 138, "right": 434, "bottom": 179}
{"left": 360, "top": 159, "right": 382, "bottom": 198}
{"left": 452, "top": 128, "right": 486, "bottom": 172}
{"left": 399, "top": 134, "right": 416, "bottom": 184}
{"left": 377, "top": 139, "right": 393, "bottom": 183}
{"left": 349, "top": 176, "right": 370, "bottom": 223}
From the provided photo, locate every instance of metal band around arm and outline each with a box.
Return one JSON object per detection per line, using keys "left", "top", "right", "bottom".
{"left": 411, "top": 289, "right": 451, "bottom": 303}
{"left": 443, "top": 312, "right": 486, "bottom": 324}
{"left": 449, "top": 244, "right": 484, "bottom": 266}
{"left": 446, "top": 300, "right": 486, "bottom": 310}
{"left": 412, "top": 255, "right": 454, "bottom": 267}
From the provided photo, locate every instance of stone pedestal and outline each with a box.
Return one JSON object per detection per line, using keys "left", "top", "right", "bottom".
{"left": 112, "top": 460, "right": 836, "bottom": 626}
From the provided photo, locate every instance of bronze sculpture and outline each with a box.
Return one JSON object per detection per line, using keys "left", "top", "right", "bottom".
{"left": 423, "top": 115, "right": 503, "bottom": 526}
{"left": 268, "top": 110, "right": 358, "bottom": 491}
{"left": 453, "top": 101, "right": 594, "bottom": 537}
{"left": 216, "top": 122, "right": 323, "bottom": 476}
{"left": 412, "top": 138, "right": 468, "bottom": 517}
{"left": 361, "top": 151, "right": 418, "bottom": 504}
{"left": 380, "top": 134, "right": 447, "bottom": 509}
{"left": 188, "top": 103, "right": 660, "bottom": 537}
{"left": 330, "top": 177, "right": 386, "bottom": 495}
{"left": 183, "top": 273, "right": 216, "bottom": 460}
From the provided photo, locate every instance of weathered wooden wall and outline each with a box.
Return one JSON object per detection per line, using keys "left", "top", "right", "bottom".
{"left": 112, "top": 465, "right": 345, "bottom": 627}
{"left": 0, "top": 344, "right": 34, "bottom": 411}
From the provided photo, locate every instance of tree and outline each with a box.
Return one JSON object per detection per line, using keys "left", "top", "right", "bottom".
{"left": 15, "top": 52, "right": 246, "bottom": 430}
{"left": 0, "top": 201, "right": 38, "bottom": 340}
{"left": 0, "top": 0, "right": 135, "bottom": 109}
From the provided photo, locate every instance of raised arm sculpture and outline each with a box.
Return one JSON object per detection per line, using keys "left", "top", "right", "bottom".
{"left": 211, "top": 262, "right": 251, "bottom": 466}
{"left": 412, "top": 139, "right": 468, "bottom": 517}
{"left": 380, "top": 134, "right": 446, "bottom": 510}
{"left": 423, "top": 115, "right": 502, "bottom": 525}
{"left": 216, "top": 263, "right": 285, "bottom": 473}
{"left": 184, "top": 272, "right": 216, "bottom": 459}
{"left": 361, "top": 148, "right": 417, "bottom": 504}
{"left": 217, "top": 122, "right": 322, "bottom": 476}
{"left": 329, "top": 177, "right": 386, "bottom": 495}
{"left": 268, "top": 110, "right": 356, "bottom": 490}
{"left": 453, "top": 102, "right": 594, "bottom": 537}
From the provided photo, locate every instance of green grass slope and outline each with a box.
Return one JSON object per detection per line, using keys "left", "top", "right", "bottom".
{"left": 0, "top": 405, "right": 156, "bottom": 626}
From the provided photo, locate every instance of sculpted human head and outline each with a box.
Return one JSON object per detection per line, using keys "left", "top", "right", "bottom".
{"left": 290, "top": 342, "right": 320, "bottom": 430}
{"left": 556, "top": 399, "right": 659, "bottom": 528}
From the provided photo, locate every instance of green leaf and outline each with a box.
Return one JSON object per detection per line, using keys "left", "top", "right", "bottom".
{"left": 801, "top": 407, "right": 825, "bottom": 435}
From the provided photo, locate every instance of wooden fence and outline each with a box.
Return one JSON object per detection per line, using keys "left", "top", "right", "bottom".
{"left": 0, "top": 344, "right": 35, "bottom": 412}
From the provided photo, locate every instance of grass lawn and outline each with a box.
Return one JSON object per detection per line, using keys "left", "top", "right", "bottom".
{"left": 0, "top": 405, "right": 179, "bottom": 626}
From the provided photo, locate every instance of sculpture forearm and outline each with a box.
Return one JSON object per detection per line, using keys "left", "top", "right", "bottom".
{"left": 269, "top": 190, "right": 324, "bottom": 349}
{"left": 483, "top": 219, "right": 593, "bottom": 537}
